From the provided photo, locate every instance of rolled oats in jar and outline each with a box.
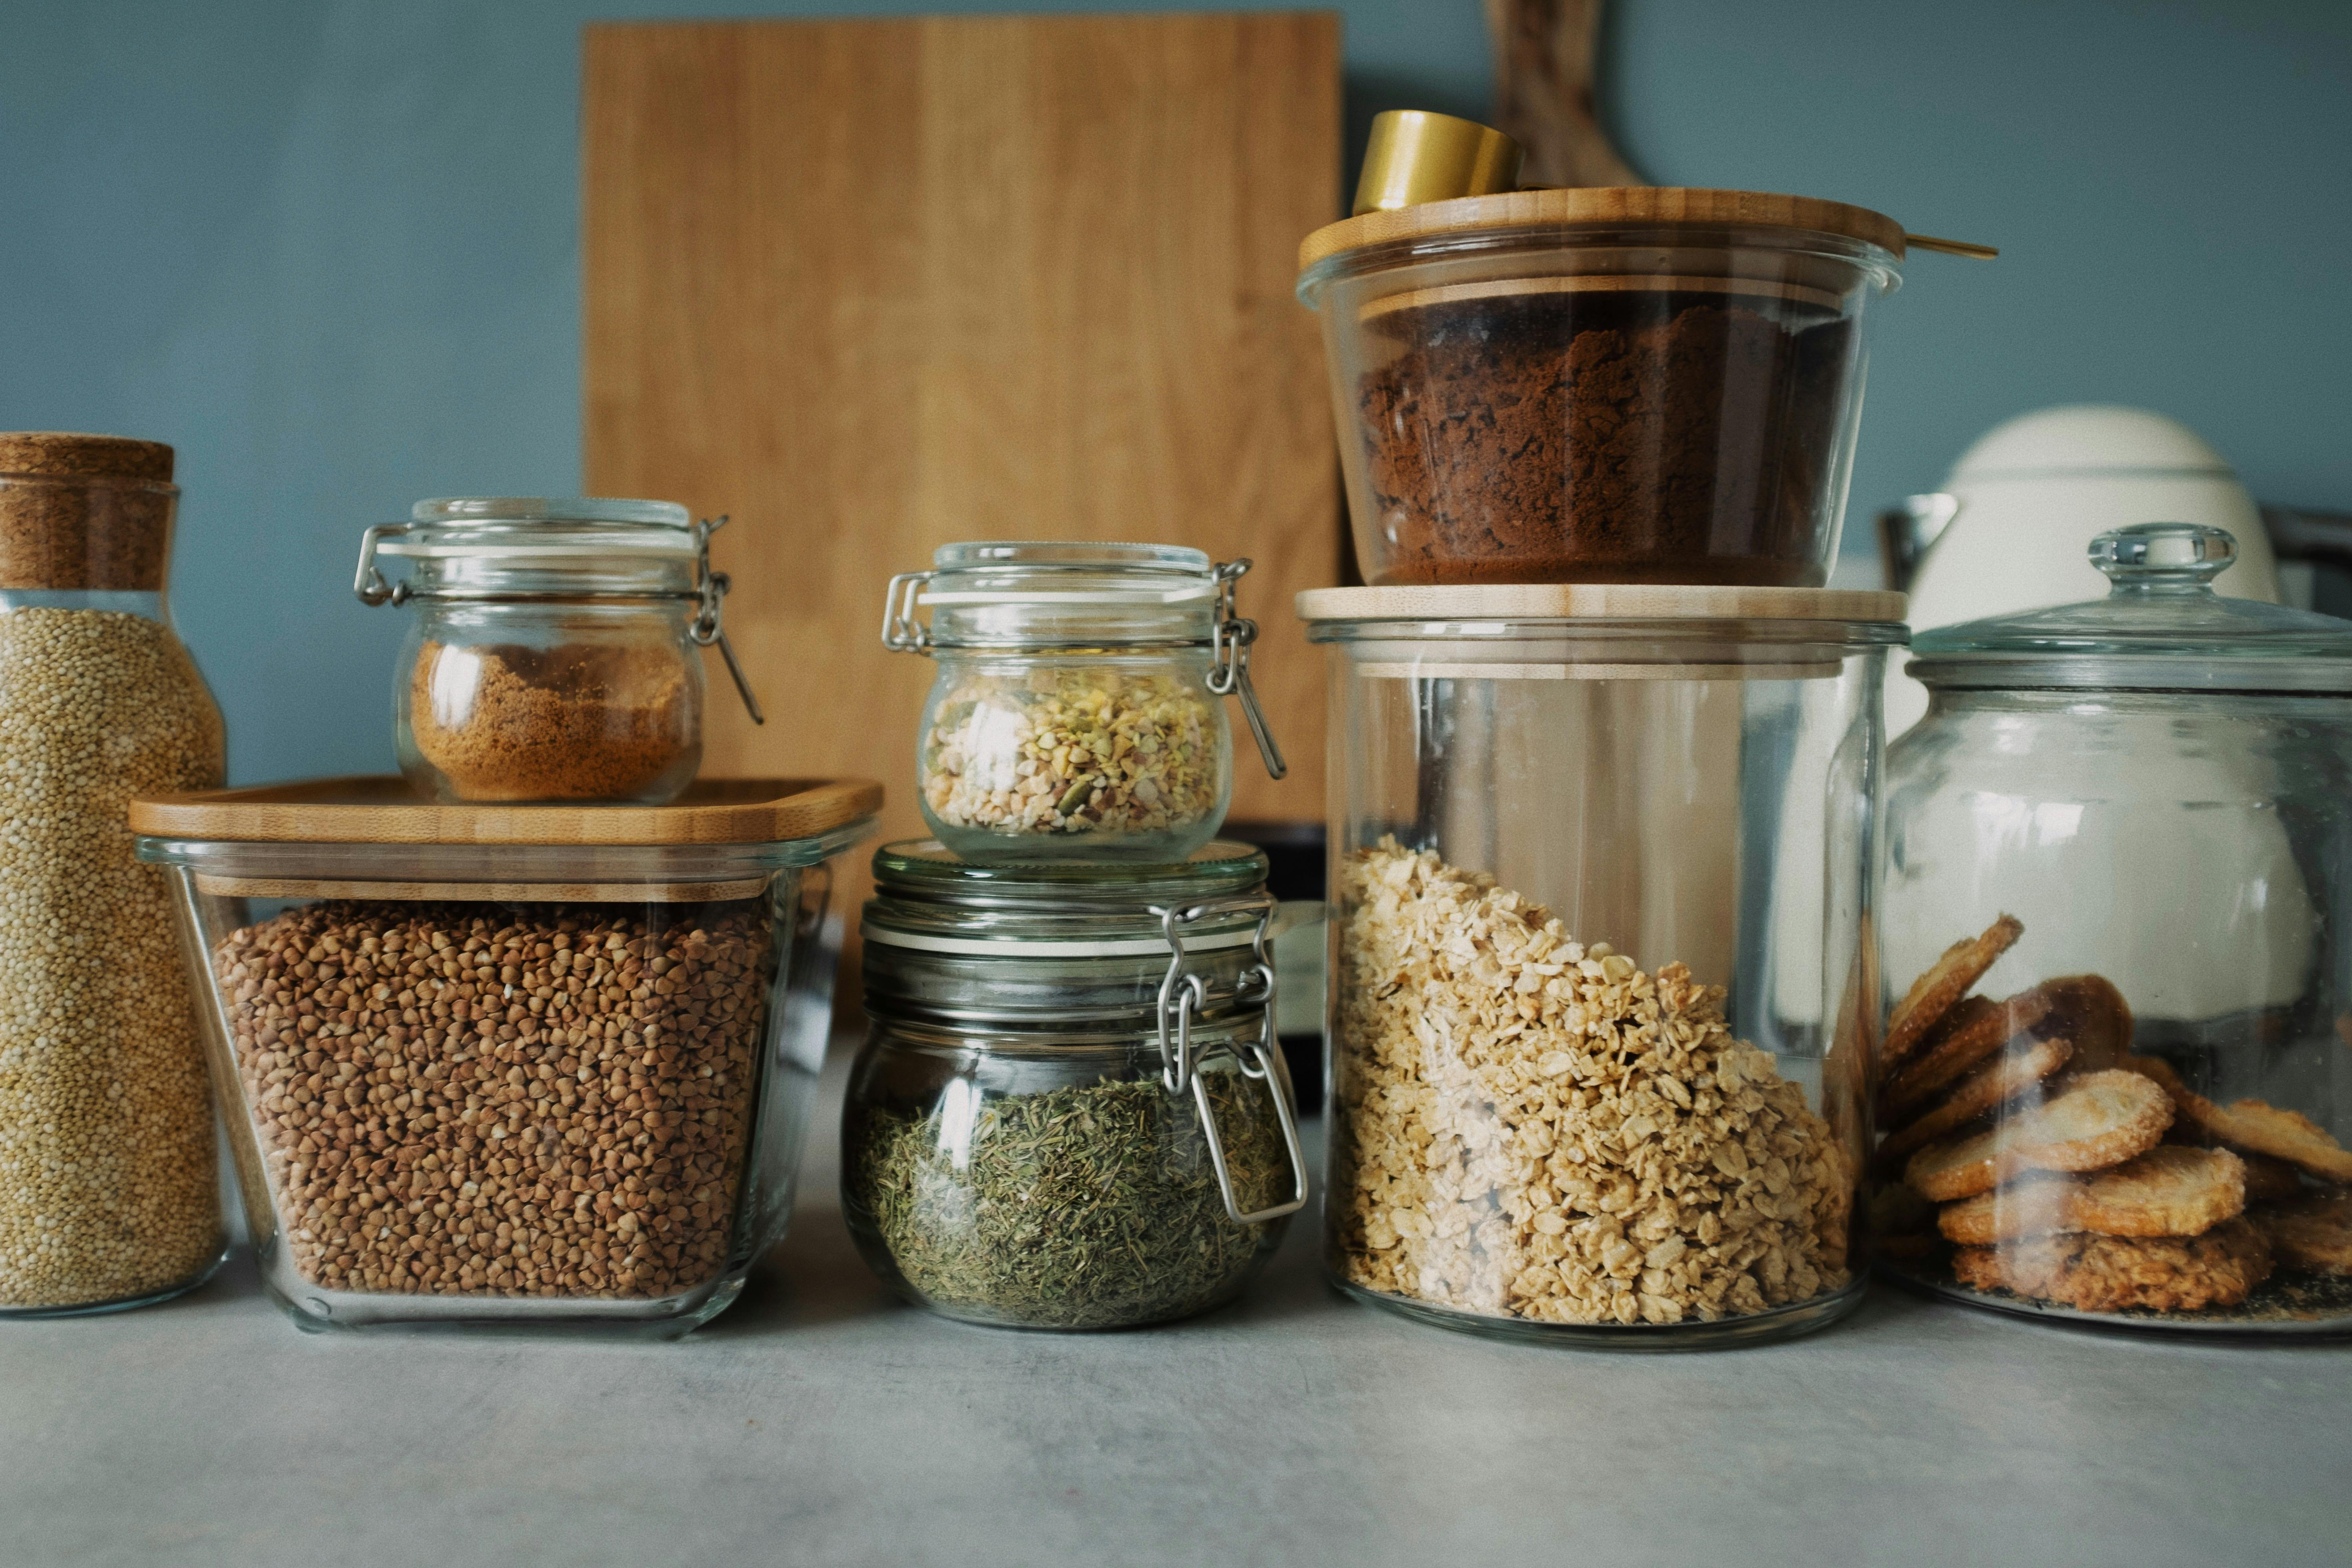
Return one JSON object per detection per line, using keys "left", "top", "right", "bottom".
{"left": 1305, "top": 581, "right": 1904, "bottom": 1347}
{"left": 883, "top": 542, "right": 1285, "bottom": 864}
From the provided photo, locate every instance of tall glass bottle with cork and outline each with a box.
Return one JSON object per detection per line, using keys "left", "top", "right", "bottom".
{"left": 0, "top": 433, "right": 227, "bottom": 1314}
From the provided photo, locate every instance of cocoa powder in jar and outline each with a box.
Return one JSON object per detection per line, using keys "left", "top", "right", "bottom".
{"left": 1354, "top": 292, "right": 1855, "bottom": 585}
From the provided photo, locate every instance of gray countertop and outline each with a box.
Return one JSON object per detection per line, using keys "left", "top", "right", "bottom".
{"left": 5, "top": 1074, "right": 2348, "bottom": 1568}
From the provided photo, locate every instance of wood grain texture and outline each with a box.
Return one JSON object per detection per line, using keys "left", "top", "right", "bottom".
{"left": 582, "top": 14, "right": 1344, "bottom": 936}
{"left": 1485, "top": 0, "right": 1641, "bottom": 188}
{"left": 128, "top": 776, "right": 883, "bottom": 845}
{"left": 1299, "top": 186, "right": 1908, "bottom": 271}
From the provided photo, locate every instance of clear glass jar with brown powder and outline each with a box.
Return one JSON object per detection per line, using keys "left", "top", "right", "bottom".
{"left": 1296, "top": 189, "right": 1907, "bottom": 588}
{"left": 356, "top": 497, "right": 765, "bottom": 804}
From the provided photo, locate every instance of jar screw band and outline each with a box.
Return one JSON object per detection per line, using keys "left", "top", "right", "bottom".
{"left": 1151, "top": 891, "right": 1308, "bottom": 1225}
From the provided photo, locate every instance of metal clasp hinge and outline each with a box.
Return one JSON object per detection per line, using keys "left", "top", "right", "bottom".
{"left": 692, "top": 515, "right": 764, "bottom": 726}
{"left": 881, "top": 570, "right": 935, "bottom": 652}
{"left": 1150, "top": 893, "right": 1308, "bottom": 1225}
{"left": 1208, "top": 558, "right": 1287, "bottom": 780}
{"left": 353, "top": 523, "right": 412, "bottom": 607}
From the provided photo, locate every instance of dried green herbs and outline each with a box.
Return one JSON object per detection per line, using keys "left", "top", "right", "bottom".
{"left": 847, "top": 1068, "right": 1291, "bottom": 1328}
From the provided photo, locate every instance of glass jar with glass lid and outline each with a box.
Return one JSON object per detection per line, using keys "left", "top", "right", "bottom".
{"left": 880, "top": 542, "right": 1286, "bottom": 863}
{"left": 843, "top": 839, "right": 1308, "bottom": 1329}
{"left": 1879, "top": 524, "right": 2352, "bottom": 1333}
{"left": 354, "top": 497, "right": 765, "bottom": 804}
{"left": 1303, "top": 580, "right": 1904, "bottom": 1347}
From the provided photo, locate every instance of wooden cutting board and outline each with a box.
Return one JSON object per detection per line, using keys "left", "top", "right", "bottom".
{"left": 582, "top": 13, "right": 1341, "bottom": 961}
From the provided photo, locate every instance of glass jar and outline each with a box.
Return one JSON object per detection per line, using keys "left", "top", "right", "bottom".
{"left": 1296, "top": 189, "right": 1905, "bottom": 587}
{"left": 129, "top": 776, "right": 879, "bottom": 1335}
{"left": 843, "top": 841, "right": 1308, "bottom": 1328}
{"left": 1303, "top": 582, "right": 1903, "bottom": 1346}
{"left": 355, "top": 497, "right": 765, "bottom": 804}
{"left": 1881, "top": 523, "right": 2352, "bottom": 1334}
{"left": 881, "top": 542, "right": 1285, "bottom": 864}
{"left": 0, "top": 433, "right": 228, "bottom": 1316}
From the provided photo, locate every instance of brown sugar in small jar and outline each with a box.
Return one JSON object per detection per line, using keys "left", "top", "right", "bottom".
{"left": 358, "top": 497, "right": 765, "bottom": 805}
{"left": 1299, "top": 189, "right": 1907, "bottom": 588}
{"left": 409, "top": 638, "right": 693, "bottom": 802}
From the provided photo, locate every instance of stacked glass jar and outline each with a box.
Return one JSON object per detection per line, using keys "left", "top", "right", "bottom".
{"left": 1291, "top": 139, "right": 1922, "bottom": 1345}
{"left": 850, "top": 542, "right": 1305, "bottom": 1328}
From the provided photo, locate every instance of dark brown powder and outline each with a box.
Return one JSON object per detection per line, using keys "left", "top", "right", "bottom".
{"left": 409, "top": 640, "right": 694, "bottom": 802}
{"left": 1355, "top": 295, "right": 1855, "bottom": 585}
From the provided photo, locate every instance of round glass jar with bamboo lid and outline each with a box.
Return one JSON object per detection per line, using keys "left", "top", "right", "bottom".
{"left": 844, "top": 840, "right": 1308, "bottom": 1330}
{"left": 1303, "top": 580, "right": 1904, "bottom": 1348}
{"left": 1297, "top": 189, "right": 1912, "bottom": 588}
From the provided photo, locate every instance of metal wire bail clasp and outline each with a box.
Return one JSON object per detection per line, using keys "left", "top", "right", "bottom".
{"left": 691, "top": 515, "right": 765, "bottom": 725}
{"left": 1208, "top": 559, "right": 1287, "bottom": 780}
{"left": 881, "top": 571, "right": 935, "bottom": 652}
{"left": 352, "top": 523, "right": 412, "bottom": 607}
{"left": 1149, "top": 893, "right": 1308, "bottom": 1225}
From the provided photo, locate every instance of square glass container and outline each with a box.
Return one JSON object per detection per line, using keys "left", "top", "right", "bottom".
{"left": 129, "top": 776, "right": 878, "bottom": 1336}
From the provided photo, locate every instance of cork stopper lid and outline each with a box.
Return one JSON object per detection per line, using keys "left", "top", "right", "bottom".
{"left": 0, "top": 431, "right": 177, "bottom": 590}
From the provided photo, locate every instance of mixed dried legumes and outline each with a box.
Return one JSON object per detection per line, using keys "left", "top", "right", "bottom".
{"left": 920, "top": 664, "right": 1218, "bottom": 839}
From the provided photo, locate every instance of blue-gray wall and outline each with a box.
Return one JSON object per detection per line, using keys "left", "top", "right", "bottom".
{"left": 4, "top": 0, "right": 2346, "bottom": 782}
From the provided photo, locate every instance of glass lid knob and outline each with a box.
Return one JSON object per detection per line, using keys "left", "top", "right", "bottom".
{"left": 2089, "top": 523, "right": 2236, "bottom": 593}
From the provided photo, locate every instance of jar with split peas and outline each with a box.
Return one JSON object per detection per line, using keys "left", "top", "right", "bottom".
{"left": 881, "top": 542, "right": 1287, "bottom": 864}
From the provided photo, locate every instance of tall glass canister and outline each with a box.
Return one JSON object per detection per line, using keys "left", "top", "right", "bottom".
{"left": 1880, "top": 524, "right": 2352, "bottom": 1332}
{"left": 0, "top": 433, "right": 227, "bottom": 1315}
{"left": 1302, "top": 582, "right": 1903, "bottom": 1347}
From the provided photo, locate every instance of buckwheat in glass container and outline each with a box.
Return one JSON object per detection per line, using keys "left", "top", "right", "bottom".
{"left": 844, "top": 841, "right": 1308, "bottom": 1328}
{"left": 131, "top": 776, "right": 878, "bottom": 1335}
{"left": 355, "top": 497, "right": 765, "bottom": 804}
{"left": 1297, "top": 190, "right": 1906, "bottom": 588}
{"left": 882, "top": 542, "right": 1286, "bottom": 863}
{"left": 1881, "top": 524, "right": 2352, "bottom": 1334}
{"left": 1305, "top": 582, "right": 1903, "bottom": 1347}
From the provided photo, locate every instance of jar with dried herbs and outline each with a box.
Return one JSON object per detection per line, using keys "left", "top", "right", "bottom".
{"left": 843, "top": 839, "right": 1308, "bottom": 1328}
{"left": 884, "top": 542, "right": 1286, "bottom": 864}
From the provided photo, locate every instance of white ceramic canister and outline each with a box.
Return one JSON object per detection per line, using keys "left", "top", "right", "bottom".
{"left": 1887, "top": 406, "right": 2279, "bottom": 736}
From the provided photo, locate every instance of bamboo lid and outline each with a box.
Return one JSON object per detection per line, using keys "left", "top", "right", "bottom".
{"left": 1299, "top": 187, "right": 1908, "bottom": 273}
{"left": 129, "top": 775, "right": 886, "bottom": 846}
{"left": 1296, "top": 583, "right": 1906, "bottom": 624}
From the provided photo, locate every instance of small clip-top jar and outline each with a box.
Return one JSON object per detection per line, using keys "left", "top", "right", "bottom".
{"left": 844, "top": 841, "right": 1309, "bottom": 1328}
{"left": 356, "top": 497, "right": 764, "bottom": 804}
{"left": 1880, "top": 524, "right": 2352, "bottom": 1333}
{"left": 882, "top": 542, "right": 1285, "bottom": 864}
